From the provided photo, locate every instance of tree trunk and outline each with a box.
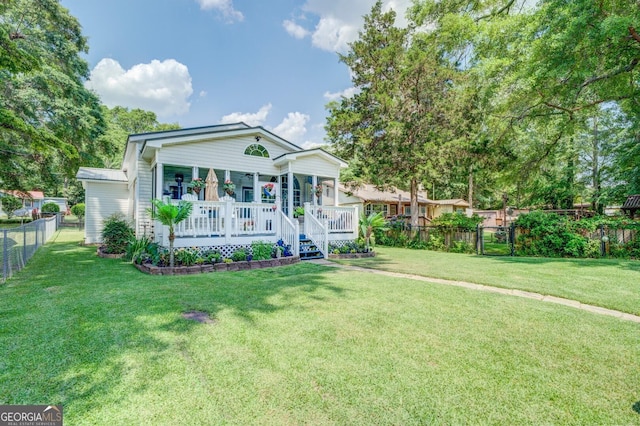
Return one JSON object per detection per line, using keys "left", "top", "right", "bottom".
{"left": 410, "top": 177, "right": 419, "bottom": 228}
{"left": 591, "top": 116, "right": 602, "bottom": 214}
{"left": 169, "top": 231, "right": 175, "bottom": 267}
{"left": 468, "top": 164, "right": 474, "bottom": 210}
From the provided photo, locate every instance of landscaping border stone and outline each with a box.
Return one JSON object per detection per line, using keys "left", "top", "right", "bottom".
{"left": 97, "top": 246, "right": 125, "bottom": 259}
{"left": 134, "top": 256, "right": 301, "bottom": 275}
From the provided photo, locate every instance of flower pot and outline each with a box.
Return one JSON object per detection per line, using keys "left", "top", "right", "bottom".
{"left": 193, "top": 187, "right": 201, "bottom": 195}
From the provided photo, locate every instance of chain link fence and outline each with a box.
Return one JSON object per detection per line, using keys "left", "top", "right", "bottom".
{"left": 1, "top": 215, "right": 60, "bottom": 282}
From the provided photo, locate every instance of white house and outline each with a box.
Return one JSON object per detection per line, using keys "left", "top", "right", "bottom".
{"left": 76, "top": 123, "right": 358, "bottom": 258}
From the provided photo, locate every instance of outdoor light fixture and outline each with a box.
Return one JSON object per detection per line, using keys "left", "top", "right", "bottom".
{"left": 255, "top": 135, "right": 261, "bottom": 141}
{"left": 175, "top": 173, "right": 184, "bottom": 198}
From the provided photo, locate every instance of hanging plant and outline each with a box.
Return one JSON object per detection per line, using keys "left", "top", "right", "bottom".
{"left": 223, "top": 179, "right": 235, "bottom": 194}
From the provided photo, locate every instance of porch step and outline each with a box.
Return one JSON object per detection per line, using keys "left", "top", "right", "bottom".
{"left": 299, "top": 238, "right": 324, "bottom": 260}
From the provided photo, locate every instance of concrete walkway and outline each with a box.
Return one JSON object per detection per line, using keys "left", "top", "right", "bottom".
{"left": 309, "top": 259, "right": 640, "bottom": 324}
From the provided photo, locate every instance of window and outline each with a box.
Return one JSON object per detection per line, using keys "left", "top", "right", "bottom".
{"left": 365, "top": 203, "right": 388, "bottom": 216}
{"left": 244, "top": 144, "right": 269, "bottom": 158}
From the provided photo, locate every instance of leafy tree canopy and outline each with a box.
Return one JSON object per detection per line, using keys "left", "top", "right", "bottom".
{"left": 0, "top": 0, "right": 105, "bottom": 192}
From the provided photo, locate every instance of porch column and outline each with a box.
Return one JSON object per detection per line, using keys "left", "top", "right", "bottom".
{"left": 312, "top": 175, "right": 318, "bottom": 206}
{"left": 156, "top": 163, "right": 164, "bottom": 200}
{"left": 288, "top": 168, "right": 294, "bottom": 219}
{"left": 253, "top": 172, "right": 259, "bottom": 203}
{"left": 333, "top": 177, "right": 339, "bottom": 206}
{"left": 192, "top": 166, "right": 199, "bottom": 199}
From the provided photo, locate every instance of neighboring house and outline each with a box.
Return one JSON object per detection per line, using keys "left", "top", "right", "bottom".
{"left": 76, "top": 123, "right": 358, "bottom": 258}
{"left": 323, "top": 182, "right": 471, "bottom": 226}
{"left": 0, "top": 190, "right": 45, "bottom": 217}
{"left": 431, "top": 199, "right": 472, "bottom": 218}
{"left": 622, "top": 195, "right": 640, "bottom": 219}
{"left": 475, "top": 209, "right": 529, "bottom": 227}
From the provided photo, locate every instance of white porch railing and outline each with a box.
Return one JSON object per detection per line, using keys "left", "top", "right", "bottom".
{"left": 173, "top": 200, "right": 278, "bottom": 239}
{"left": 303, "top": 203, "right": 328, "bottom": 257}
{"left": 307, "top": 204, "right": 358, "bottom": 239}
{"left": 278, "top": 210, "right": 299, "bottom": 257}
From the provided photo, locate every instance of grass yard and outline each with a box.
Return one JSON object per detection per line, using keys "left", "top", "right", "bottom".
{"left": 1, "top": 230, "right": 639, "bottom": 424}
{"left": 335, "top": 246, "right": 640, "bottom": 316}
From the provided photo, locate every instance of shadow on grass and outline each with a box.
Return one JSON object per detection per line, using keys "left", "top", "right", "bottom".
{"left": 633, "top": 401, "right": 640, "bottom": 415}
{"left": 480, "top": 253, "right": 640, "bottom": 272}
{"left": 0, "top": 236, "right": 345, "bottom": 415}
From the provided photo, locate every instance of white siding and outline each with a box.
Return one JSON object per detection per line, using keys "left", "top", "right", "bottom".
{"left": 288, "top": 155, "right": 340, "bottom": 178}
{"left": 84, "top": 181, "right": 129, "bottom": 244}
{"left": 136, "top": 158, "right": 153, "bottom": 237}
{"left": 157, "top": 136, "right": 290, "bottom": 175}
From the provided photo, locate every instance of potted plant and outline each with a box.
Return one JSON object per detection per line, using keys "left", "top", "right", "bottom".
{"left": 223, "top": 179, "right": 235, "bottom": 195}
{"left": 314, "top": 185, "right": 323, "bottom": 198}
{"left": 190, "top": 178, "right": 206, "bottom": 195}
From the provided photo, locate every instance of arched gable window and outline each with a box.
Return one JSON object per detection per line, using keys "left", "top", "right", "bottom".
{"left": 244, "top": 144, "right": 269, "bottom": 158}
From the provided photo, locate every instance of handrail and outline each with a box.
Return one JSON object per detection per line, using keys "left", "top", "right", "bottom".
{"left": 308, "top": 205, "right": 357, "bottom": 236}
{"left": 278, "top": 209, "right": 299, "bottom": 257}
{"left": 304, "top": 202, "right": 328, "bottom": 257}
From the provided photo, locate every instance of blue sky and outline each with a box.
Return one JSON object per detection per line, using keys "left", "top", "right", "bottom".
{"left": 59, "top": 0, "right": 411, "bottom": 148}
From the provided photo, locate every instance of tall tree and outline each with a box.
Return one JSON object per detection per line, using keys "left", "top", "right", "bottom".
{"left": 411, "top": 0, "right": 640, "bottom": 208}
{"left": 0, "top": 0, "right": 105, "bottom": 191}
{"left": 96, "top": 106, "right": 180, "bottom": 168}
{"left": 326, "top": 1, "right": 462, "bottom": 227}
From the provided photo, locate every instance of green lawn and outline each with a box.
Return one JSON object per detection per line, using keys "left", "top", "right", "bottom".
{"left": 1, "top": 230, "right": 639, "bottom": 425}
{"left": 335, "top": 246, "right": 640, "bottom": 316}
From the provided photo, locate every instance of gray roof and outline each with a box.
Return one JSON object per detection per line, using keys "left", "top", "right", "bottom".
{"left": 622, "top": 195, "right": 640, "bottom": 210}
{"left": 76, "top": 167, "right": 127, "bottom": 182}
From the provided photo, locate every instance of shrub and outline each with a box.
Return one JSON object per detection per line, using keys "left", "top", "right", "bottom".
{"left": 41, "top": 202, "right": 60, "bottom": 214}
{"left": 231, "top": 248, "right": 247, "bottom": 261}
{"left": 203, "top": 250, "right": 222, "bottom": 264}
{"left": 101, "top": 214, "right": 134, "bottom": 254}
{"left": 174, "top": 247, "right": 199, "bottom": 266}
{"left": 251, "top": 241, "right": 274, "bottom": 260}
{"left": 450, "top": 240, "right": 475, "bottom": 254}
{"left": 431, "top": 212, "right": 483, "bottom": 232}
{"left": 426, "top": 234, "right": 446, "bottom": 251}
{"left": 126, "top": 235, "right": 155, "bottom": 263}
{"left": 71, "top": 203, "right": 85, "bottom": 220}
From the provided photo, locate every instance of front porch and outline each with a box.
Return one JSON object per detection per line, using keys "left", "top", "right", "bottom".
{"left": 155, "top": 200, "right": 358, "bottom": 258}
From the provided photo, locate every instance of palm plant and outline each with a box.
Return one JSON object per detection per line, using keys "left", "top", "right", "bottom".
{"left": 359, "top": 211, "right": 388, "bottom": 252}
{"left": 147, "top": 199, "right": 193, "bottom": 267}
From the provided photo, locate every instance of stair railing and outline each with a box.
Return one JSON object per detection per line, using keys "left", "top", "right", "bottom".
{"left": 278, "top": 209, "right": 300, "bottom": 257}
{"left": 304, "top": 202, "right": 328, "bottom": 257}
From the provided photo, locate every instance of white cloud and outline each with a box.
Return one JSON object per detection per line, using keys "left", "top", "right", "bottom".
{"left": 196, "top": 0, "right": 244, "bottom": 22}
{"left": 285, "top": 0, "right": 412, "bottom": 53}
{"left": 301, "top": 140, "right": 325, "bottom": 149}
{"left": 85, "top": 58, "right": 193, "bottom": 117}
{"left": 311, "top": 16, "right": 358, "bottom": 53}
{"left": 273, "top": 112, "right": 310, "bottom": 144}
{"left": 323, "top": 87, "right": 358, "bottom": 101}
{"left": 283, "top": 19, "right": 310, "bottom": 39}
{"left": 220, "top": 104, "right": 272, "bottom": 126}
